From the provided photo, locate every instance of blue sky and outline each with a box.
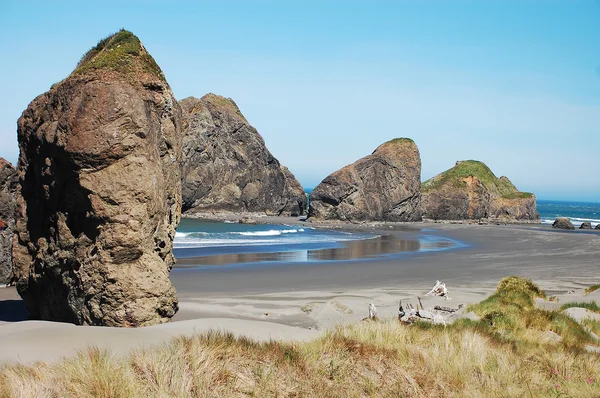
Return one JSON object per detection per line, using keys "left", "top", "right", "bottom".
{"left": 1, "top": 1, "right": 599, "bottom": 201}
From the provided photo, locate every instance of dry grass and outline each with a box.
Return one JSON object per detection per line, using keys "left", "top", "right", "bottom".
{"left": 1, "top": 277, "right": 600, "bottom": 397}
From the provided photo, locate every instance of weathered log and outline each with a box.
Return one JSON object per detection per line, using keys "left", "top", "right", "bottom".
{"left": 368, "top": 303, "right": 378, "bottom": 320}
{"left": 434, "top": 305, "right": 458, "bottom": 313}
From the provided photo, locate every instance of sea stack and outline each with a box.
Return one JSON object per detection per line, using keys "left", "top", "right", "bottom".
{"left": 12, "top": 30, "right": 181, "bottom": 326}
{"left": 0, "top": 158, "right": 17, "bottom": 284}
{"left": 421, "top": 160, "right": 539, "bottom": 222}
{"left": 179, "top": 94, "right": 307, "bottom": 216}
{"left": 308, "top": 138, "right": 422, "bottom": 222}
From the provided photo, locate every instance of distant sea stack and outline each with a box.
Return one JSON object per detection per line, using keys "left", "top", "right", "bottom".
{"left": 13, "top": 30, "right": 181, "bottom": 326}
{"left": 308, "top": 138, "right": 422, "bottom": 222}
{"left": 421, "top": 160, "right": 539, "bottom": 222}
{"left": 0, "top": 158, "right": 17, "bottom": 284}
{"left": 179, "top": 94, "right": 307, "bottom": 216}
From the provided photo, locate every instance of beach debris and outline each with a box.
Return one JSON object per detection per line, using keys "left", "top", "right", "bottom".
{"left": 331, "top": 300, "right": 353, "bottom": 314}
{"left": 398, "top": 300, "right": 405, "bottom": 320}
{"left": 368, "top": 303, "right": 378, "bottom": 320}
{"left": 425, "top": 280, "right": 451, "bottom": 300}
{"left": 434, "top": 305, "right": 458, "bottom": 313}
{"left": 397, "top": 298, "right": 464, "bottom": 325}
{"left": 301, "top": 303, "right": 318, "bottom": 314}
{"left": 264, "top": 312, "right": 269, "bottom": 316}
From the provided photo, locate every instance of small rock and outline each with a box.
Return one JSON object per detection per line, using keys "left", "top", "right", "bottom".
{"left": 580, "top": 221, "right": 592, "bottom": 229}
{"left": 239, "top": 216, "right": 257, "bottom": 225}
{"left": 552, "top": 217, "right": 575, "bottom": 230}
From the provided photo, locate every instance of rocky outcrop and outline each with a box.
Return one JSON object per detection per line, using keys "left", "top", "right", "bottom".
{"left": 308, "top": 138, "right": 422, "bottom": 222}
{"left": 421, "top": 160, "right": 539, "bottom": 222}
{"left": 596, "top": 224, "right": 600, "bottom": 230}
{"left": 552, "top": 218, "right": 575, "bottom": 230}
{"left": 580, "top": 221, "right": 592, "bottom": 230}
{"left": 12, "top": 30, "right": 181, "bottom": 326}
{"left": 179, "top": 94, "right": 307, "bottom": 217}
{"left": 0, "top": 158, "right": 17, "bottom": 284}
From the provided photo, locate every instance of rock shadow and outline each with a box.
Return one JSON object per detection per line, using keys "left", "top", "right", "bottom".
{"left": 0, "top": 299, "right": 28, "bottom": 322}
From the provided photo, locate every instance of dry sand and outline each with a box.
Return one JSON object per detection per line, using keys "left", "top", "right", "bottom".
{"left": 1, "top": 221, "right": 599, "bottom": 364}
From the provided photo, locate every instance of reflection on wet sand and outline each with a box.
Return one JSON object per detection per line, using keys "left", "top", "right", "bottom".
{"left": 175, "top": 234, "right": 456, "bottom": 267}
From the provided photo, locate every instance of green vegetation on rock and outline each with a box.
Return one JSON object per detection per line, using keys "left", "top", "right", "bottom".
{"left": 422, "top": 159, "right": 533, "bottom": 199}
{"left": 73, "top": 29, "right": 165, "bottom": 83}
{"left": 386, "top": 137, "right": 414, "bottom": 145}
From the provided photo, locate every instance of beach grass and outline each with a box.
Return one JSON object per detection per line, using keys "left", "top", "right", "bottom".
{"left": 1, "top": 277, "right": 600, "bottom": 397}
{"left": 585, "top": 284, "right": 600, "bottom": 295}
{"left": 561, "top": 301, "right": 600, "bottom": 313}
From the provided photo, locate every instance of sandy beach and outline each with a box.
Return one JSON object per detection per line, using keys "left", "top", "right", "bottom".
{"left": 1, "top": 221, "right": 599, "bottom": 364}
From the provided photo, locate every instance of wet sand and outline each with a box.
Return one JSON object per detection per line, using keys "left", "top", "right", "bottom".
{"left": 1, "top": 221, "right": 599, "bottom": 364}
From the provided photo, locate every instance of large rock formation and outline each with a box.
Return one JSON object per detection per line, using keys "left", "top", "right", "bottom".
{"left": 0, "top": 158, "right": 17, "bottom": 284}
{"left": 179, "top": 94, "right": 307, "bottom": 216}
{"left": 308, "top": 138, "right": 422, "bottom": 222}
{"left": 421, "top": 160, "right": 539, "bottom": 222}
{"left": 12, "top": 30, "right": 181, "bottom": 326}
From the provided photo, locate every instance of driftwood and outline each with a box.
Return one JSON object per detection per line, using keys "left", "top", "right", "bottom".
{"left": 398, "top": 297, "right": 464, "bottom": 326}
{"left": 368, "top": 303, "right": 378, "bottom": 320}
{"left": 425, "top": 280, "right": 451, "bottom": 300}
{"left": 434, "top": 305, "right": 458, "bottom": 313}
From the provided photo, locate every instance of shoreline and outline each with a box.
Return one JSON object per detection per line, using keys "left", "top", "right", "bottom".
{"left": 1, "top": 220, "right": 599, "bottom": 364}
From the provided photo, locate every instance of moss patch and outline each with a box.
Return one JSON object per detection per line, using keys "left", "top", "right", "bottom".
{"left": 422, "top": 160, "right": 530, "bottom": 199}
{"left": 386, "top": 137, "right": 414, "bottom": 145}
{"left": 72, "top": 29, "right": 165, "bottom": 83}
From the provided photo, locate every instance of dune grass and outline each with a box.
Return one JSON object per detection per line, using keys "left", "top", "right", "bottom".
{"left": 1, "top": 277, "right": 600, "bottom": 397}
{"left": 561, "top": 301, "right": 600, "bottom": 313}
{"left": 585, "top": 284, "right": 600, "bottom": 295}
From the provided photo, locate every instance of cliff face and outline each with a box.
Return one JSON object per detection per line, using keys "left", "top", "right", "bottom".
{"left": 421, "top": 160, "right": 539, "bottom": 222}
{"left": 179, "top": 94, "right": 307, "bottom": 216}
{"left": 0, "top": 158, "right": 17, "bottom": 284}
{"left": 13, "top": 30, "right": 182, "bottom": 326}
{"left": 308, "top": 138, "right": 422, "bottom": 222}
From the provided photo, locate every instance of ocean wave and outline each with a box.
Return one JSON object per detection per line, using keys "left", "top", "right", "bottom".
{"left": 175, "top": 231, "right": 208, "bottom": 238}
{"left": 237, "top": 229, "right": 302, "bottom": 236}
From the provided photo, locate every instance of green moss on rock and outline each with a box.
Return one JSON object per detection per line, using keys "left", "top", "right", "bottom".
{"left": 73, "top": 29, "right": 165, "bottom": 83}
{"left": 386, "top": 138, "right": 414, "bottom": 144}
{"left": 422, "top": 160, "right": 530, "bottom": 199}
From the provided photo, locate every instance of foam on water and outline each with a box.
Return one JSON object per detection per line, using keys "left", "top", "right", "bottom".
{"left": 538, "top": 199, "right": 600, "bottom": 228}
{"left": 173, "top": 221, "right": 373, "bottom": 249}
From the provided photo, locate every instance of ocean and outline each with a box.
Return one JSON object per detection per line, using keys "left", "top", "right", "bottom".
{"left": 171, "top": 198, "right": 598, "bottom": 266}
{"left": 537, "top": 199, "right": 600, "bottom": 228}
{"left": 173, "top": 219, "right": 461, "bottom": 265}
